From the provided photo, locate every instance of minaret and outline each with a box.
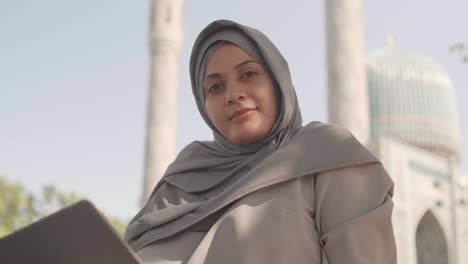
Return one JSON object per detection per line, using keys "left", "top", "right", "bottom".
{"left": 325, "top": 0, "right": 369, "bottom": 144}
{"left": 141, "top": 0, "right": 184, "bottom": 205}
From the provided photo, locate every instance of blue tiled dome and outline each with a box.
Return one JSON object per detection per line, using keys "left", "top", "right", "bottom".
{"left": 367, "top": 47, "right": 461, "bottom": 158}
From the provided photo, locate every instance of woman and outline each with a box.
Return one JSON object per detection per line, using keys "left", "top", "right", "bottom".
{"left": 125, "top": 19, "right": 397, "bottom": 264}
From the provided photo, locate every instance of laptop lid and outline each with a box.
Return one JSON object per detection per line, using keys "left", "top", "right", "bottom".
{"left": 0, "top": 200, "right": 141, "bottom": 264}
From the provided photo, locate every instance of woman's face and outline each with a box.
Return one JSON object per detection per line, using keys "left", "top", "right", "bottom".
{"left": 204, "top": 43, "right": 277, "bottom": 145}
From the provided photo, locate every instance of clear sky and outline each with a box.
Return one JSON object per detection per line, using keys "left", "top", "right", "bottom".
{"left": 1, "top": 0, "right": 467, "bottom": 220}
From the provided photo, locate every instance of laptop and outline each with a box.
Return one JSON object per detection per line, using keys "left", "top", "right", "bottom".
{"left": 0, "top": 200, "right": 142, "bottom": 264}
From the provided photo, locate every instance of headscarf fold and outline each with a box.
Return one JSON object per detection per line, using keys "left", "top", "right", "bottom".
{"left": 124, "top": 20, "right": 378, "bottom": 251}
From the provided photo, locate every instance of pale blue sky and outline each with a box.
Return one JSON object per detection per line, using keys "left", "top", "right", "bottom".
{"left": 1, "top": 0, "right": 467, "bottom": 220}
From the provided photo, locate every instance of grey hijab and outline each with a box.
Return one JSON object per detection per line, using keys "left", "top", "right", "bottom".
{"left": 124, "top": 20, "right": 378, "bottom": 251}
{"left": 191, "top": 20, "right": 303, "bottom": 155}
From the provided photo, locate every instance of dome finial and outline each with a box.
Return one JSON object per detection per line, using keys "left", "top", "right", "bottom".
{"left": 385, "top": 31, "right": 395, "bottom": 47}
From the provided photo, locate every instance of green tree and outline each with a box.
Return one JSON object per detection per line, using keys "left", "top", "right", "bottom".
{"left": 0, "top": 177, "right": 35, "bottom": 236}
{"left": 449, "top": 42, "right": 468, "bottom": 63}
{"left": 0, "top": 176, "right": 127, "bottom": 238}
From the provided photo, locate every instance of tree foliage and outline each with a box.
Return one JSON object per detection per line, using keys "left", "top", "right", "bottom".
{"left": 449, "top": 42, "right": 468, "bottom": 63}
{"left": 0, "top": 176, "right": 127, "bottom": 238}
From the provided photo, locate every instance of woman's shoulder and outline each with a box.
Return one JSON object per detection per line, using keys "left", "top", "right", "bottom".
{"left": 293, "top": 121, "right": 363, "bottom": 150}
{"left": 297, "top": 121, "right": 355, "bottom": 140}
{"left": 286, "top": 121, "right": 380, "bottom": 168}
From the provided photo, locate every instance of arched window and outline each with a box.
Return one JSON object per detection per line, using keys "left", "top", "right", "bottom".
{"left": 415, "top": 210, "right": 449, "bottom": 264}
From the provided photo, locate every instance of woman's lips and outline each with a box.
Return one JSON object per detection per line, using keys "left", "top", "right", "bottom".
{"left": 229, "top": 108, "right": 256, "bottom": 120}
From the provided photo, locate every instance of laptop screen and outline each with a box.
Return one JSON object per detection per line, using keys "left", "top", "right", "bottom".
{"left": 0, "top": 200, "right": 141, "bottom": 264}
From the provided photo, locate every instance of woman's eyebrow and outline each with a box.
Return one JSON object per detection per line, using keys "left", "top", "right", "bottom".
{"left": 204, "top": 60, "right": 259, "bottom": 81}
{"left": 234, "top": 60, "right": 258, "bottom": 69}
{"left": 204, "top": 72, "right": 223, "bottom": 81}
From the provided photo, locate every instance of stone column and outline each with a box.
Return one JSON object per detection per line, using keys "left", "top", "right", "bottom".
{"left": 325, "top": 0, "right": 369, "bottom": 145}
{"left": 141, "top": 0, "right": 184, "bottom": 205}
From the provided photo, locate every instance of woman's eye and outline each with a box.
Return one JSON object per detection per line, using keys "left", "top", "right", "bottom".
{"left": 241, "top": 71, "right": 257, "bottom": 79}
{"left": 208, "top": 83, "right": 223, "bottom": 93}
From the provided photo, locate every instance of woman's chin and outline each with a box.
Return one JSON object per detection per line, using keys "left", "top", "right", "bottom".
{"left": 227, "top": 128, "right": 269, "bottom": 145}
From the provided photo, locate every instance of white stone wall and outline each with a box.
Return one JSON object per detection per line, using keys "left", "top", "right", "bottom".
{"left": 454, "top": 169, "right": 468, "bottom": 263}
{"left": 376, "top": 137, "right": 459, "bottom": 264}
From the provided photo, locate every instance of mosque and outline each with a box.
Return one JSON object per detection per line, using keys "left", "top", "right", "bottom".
{"left": 365, "top": 40, "right": 468, "bottom": 264}
{"left": 141, "top": 0, "right": 468, "bottom": 263}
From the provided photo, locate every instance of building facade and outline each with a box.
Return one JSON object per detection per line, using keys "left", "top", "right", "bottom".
{"left": 366, "top": 46, "right": 468, "bottom": 264}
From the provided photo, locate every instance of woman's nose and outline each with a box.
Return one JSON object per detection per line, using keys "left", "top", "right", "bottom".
{"left": 225, "top": 82, "right": 246, "bottom": 104}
